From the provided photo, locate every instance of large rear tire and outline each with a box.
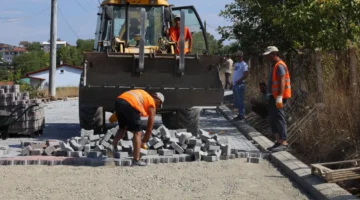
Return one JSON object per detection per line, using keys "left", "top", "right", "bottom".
{"left": 78, "top": 72, "right": 104, "bottom": 134}
{"left": 161, "top": 108, "right": 201, "bottom": 135}
{"left": 79, "top": 105, "right": 104, "bottom": 134}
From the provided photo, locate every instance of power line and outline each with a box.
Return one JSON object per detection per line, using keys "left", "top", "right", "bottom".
{"left": 0, "top": 6, "right": 50, "bottom": 23}
{"left": 58, "top": 6, "right": 80, "bottom": 39}
{"left": 75, "top": 0, "right": 88, "bottom": 12}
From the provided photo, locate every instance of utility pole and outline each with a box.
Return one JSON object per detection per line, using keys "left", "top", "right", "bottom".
{"left": 49, "top": 0, "right": 57, "bottom": 98}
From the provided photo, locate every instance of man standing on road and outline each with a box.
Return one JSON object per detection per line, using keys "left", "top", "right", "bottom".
{"left": 263, "top": 46, "right": 291, "bottom": 152}
{"left": 232, "top": 51, "right": 249, "bottom": 121}
{"left": 112, "top": 89, "right": 165, "bottom": 166}
{"left": 222, "top": 55, "right": 234, "bottom": 90}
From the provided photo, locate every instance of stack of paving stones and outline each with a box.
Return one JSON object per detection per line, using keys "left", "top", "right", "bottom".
{"left": 7, "top": 125, "right": 267, "bottom": 166}
{"left": 0, "top": 84, "right": 45, "bottom": 135}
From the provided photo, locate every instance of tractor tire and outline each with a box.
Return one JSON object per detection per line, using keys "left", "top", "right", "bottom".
{"left": 161, "top": 108, "right": 201, "bottom": 135}
{"left": 79, "top": 105, "right": 104, "bottom": 134}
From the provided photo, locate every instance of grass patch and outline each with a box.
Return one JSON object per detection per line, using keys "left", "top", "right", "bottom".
{"left": 40, "top": 87, "right": 79, "bottom": 98}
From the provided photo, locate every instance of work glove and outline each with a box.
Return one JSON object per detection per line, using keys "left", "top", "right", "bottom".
{"left": 276, "top": 96, "right": 283, "bottom": 109}
{"left": 141, "top": 143, "right": 148, "bottom": 150}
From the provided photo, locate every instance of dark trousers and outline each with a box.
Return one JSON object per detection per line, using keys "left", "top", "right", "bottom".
{"left": 251, "top": 102, "right": 268, "bottom": 118}
{"left": 268, "top": 96, "right": 288, "bottom": 140}
{"left": 224, "top": 72, "right": 231, "bottom": 89}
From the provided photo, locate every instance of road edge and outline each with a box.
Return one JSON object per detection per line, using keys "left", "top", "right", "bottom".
{"left": 217, "top": 104, "right": 359, "bottom": 200}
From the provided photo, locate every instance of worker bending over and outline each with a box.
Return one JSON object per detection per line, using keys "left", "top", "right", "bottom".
{"left": 167, "top": 15, "right": 193, "bottom": 54}
{"left": 112, "top": 89, "right": 165, "bottom": 166}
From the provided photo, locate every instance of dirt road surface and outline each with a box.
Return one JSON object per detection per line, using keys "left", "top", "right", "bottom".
{"left": 0, "top": 98, "right": 313, "bottom": 200}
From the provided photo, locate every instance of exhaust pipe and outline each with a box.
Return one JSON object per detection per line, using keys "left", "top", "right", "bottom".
{"left": 178, "top": 9, "right": 185, "bottom": 74}
{"left": 138, "top": 8, "right": 146, "bottom": 73}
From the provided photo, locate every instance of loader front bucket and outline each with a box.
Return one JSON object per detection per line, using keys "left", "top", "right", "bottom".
{"left": 79, "top": 52, "right": 224, "bottom": 111}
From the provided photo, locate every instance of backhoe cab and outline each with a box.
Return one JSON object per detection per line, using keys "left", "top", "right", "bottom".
{"left": 79, "top": 0, "right": 224, "bottom": 135}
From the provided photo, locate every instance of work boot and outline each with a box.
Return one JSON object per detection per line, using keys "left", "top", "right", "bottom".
{"left": 271, "top": 144, "right": 288, "bottom": 152}
{"left": 132, "top": 159, "right": 147, "bottom": 167}
{"left": 266, "top": 142, "right": 280, "bottom": 151}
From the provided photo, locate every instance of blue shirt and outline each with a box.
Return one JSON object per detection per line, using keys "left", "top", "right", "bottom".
{"left": 267, "top": 63, "right": 286, "bottom": 96}
{"left": 232, "top": 61, "right": 248, "bottom": 85}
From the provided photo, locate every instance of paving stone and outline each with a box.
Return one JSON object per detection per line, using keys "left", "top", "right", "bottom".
{"left": 199, "top": 129, "right": 212, "bottom": 141}
{"left": 21, "top": 145, "right": 33, "bottom": 156}
{"left": 55, "top": 151, "right": 67, "bottom": 157}
{"left": 169, "top": 137, "right": 179, "bottom": 143}
{"left": 13, "top": 160, "right": 27, "bottom": 165}
{"left": 152, "top": 129, "right": 160, "bottom": 137}
{"left": 146, "top": 149, "right": 158, "bottom": 155}
{"left": 46, "top": 140, "right": 60, "bottom": 147}
{"left": 89, "top": 134, "right": 100, "bottom": 141}
{"left": 221, "top": 144, "right": 231, "bottom": 156}
{"left": 121, "top": 159, "right": 132, "bottom": 166}
{"left": 80, "top": 129, "right": 94, "bottom": 137}
{"left": 114, "top": 152, "right": 129, "bottom": 159}
{"left": 148, "top": 137, "right": 161, "bottom": 147}
{"left": 208, "top": 145, "right": 220, "bottom": 151}
{"left": 170, "top": 142, "right": 184, "bottom": 154}
{"left": 140, "top": 148, "right": 148, "bottom": 156}
{"left": 204, "top": 155, "right": 218, "bottom": 162}
{"left": 83, "top": 144, "right": 91, "bottom": 153}
{"left": 185, "top": 149, "right": 194, "bottom": 156}
{"left": 179, "top": 132, "right": 193, "bottom": 144}
{"left": 87, "top": 151, "right": 103, "bottom": 158}
{"left": 59, "top": 142, "right": 74, "bottom": 152}
{"left": 181, "top": 144, "right": 188, "bottom": 149}
{"left": 153, "top": 141, "right": 164, "bottom": 149}
{"left": 30, "top": 149, "right": 43, "bottom": 156}
{"left": 27, "top": 160, "right": 40, "bottom": 165}
{"left": 247, "top": 157, "right": 261, "bottom": 163}
{"left": 79, "top": 137, "right": 89, "bottom": 146}
{"left": 120, "top": 140, "right": 133, "bottom": 148}
{"left": 158, "top": 125, "right": 170, "bottom": 139}
{"left": 44, "top": 145, "right": 56, "bottom": 156}
{"left": 94, "top": 145, "right": 104, "bottom": 152}
{"left": 68, "top": 151, "right": 83, "bottom": 157}
{"left": 160, "top": 156, "right": 172, "bottom": 163}
{"left": 158, "top": 149, "right": 174, "bottom": 156}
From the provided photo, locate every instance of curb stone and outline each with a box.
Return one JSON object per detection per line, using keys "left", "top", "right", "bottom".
{"left": 217, "top": 105, "right": 359, "bottom": 200}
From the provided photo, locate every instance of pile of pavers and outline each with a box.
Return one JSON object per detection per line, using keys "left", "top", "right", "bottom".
{"left": 0, "top": 84, "right": 45, "bottom": 135}
{"left": 15, "top": 124, "right": 265, "bottom": 166}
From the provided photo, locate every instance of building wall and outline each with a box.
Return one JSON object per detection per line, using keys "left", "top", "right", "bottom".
{"left": 28, "top": 66, "right": 82, "bottom": 89}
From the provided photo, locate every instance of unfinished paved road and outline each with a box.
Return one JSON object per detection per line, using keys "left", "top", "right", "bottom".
{"left": 0, "top": 98, "right": 312, "bottom": 200}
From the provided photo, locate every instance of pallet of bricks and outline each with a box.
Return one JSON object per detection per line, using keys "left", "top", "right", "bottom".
{"left": 0, "top": 84, "right": 45, "bottom": 135}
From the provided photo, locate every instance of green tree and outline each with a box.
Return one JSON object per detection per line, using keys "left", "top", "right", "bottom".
{"left": 12, "top": 51, "right": 49, "bottom": 76}
{"left": 191, "top": 32, "right": 221, "bottom": 54}
{"left": 76, "top": 39, "right": 94, "bottom": 52}
{"left": 57, "top": 46, "right": 83, "bottom": 66}
{"left": 218, "top": 0, "right": 360, "bottom": 53}
{"left": 24, "top": 42, "right": 42, "bottom": 52}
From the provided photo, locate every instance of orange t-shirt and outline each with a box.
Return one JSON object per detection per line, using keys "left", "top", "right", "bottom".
{"left": 168, "top": 26, "right": 192, "bottom": 54}
{"left": 118, "top": 89, "right": 155, "bottom": 117}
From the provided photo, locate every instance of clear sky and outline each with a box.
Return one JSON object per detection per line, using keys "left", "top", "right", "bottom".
{"left": 0, "top": 0, "right": 234, "bottom": 46}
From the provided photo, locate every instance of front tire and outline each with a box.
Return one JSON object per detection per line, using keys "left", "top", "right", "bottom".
{"left": 161, "top": 108, "right": 201, "bottom": 135}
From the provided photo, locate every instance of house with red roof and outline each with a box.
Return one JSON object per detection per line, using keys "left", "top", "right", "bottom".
{"left": 20, "top": 63, "right": 83, "bottom": 89}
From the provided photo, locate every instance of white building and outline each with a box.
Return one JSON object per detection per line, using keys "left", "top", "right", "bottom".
{"left": 41, "top": 41, "right": 67, "bottom": 53}
{"left": 24, "top": 64, "right": 83, "bottom": 89}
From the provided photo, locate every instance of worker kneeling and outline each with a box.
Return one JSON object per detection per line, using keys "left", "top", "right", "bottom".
{"left": 112, "top": 89, "right": 164, "bottom": 166}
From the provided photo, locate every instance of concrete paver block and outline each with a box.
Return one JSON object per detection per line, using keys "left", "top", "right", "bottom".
{"left": 171, "top": 142, "right": 184, "bottom": 154}
{"left": 30, "top": 149, "right": 43, "bottom": 156}
{"left": 179, "top": 132, "right": 193, "bottom": 144}
{"left": 204, "top": 155, "right": 218, "bottom": 162}
{"left": 44, "top": 145, "right": 56, "bottom": 156}
{"left": 158, "top": 149, "right": 174, "bottom": 156}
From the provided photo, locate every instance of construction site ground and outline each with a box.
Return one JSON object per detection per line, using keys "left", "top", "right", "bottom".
{"left": 0, "top": 98, "right": 313, "bottom": 200}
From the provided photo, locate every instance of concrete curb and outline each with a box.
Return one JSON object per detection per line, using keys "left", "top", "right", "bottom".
{"left": 217, "top": 105, "right": 359, "bottom": 200}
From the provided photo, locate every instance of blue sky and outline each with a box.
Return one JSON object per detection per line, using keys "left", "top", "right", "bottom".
{"left": 0, "top": 0, "right": 234, "bottom": 46}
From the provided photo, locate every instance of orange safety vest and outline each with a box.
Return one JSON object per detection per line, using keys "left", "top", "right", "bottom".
{"left": 271, "top": 60, "right": 291, "bottom": 99}
{"left": 168, "top": 26, "right": 191, "bottom": 54}
{"left": 117, "top": 89, "right": 155, "bottom": 117}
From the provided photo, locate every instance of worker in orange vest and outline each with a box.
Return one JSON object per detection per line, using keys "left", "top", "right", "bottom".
{"left": 112, "top": 89, "right": 165, "bottom": 166}
{"left": 263, "top": 46, "right": 291, "bottom": 152}
{"left": 167, "top": 15, "right": 193, "bottom": 54}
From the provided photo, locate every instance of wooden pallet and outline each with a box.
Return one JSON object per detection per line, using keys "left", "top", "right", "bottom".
{"left": 311, "top": 159, "right": 360, "bottom": 183}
